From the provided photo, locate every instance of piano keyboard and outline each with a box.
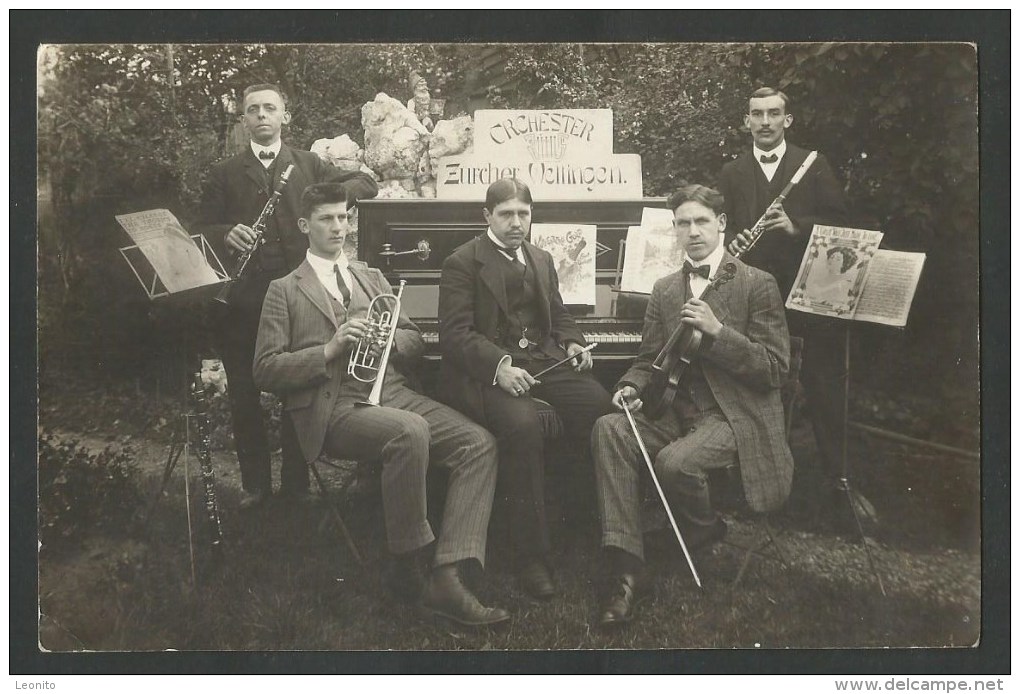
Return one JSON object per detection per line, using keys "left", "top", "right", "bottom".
{"left": 420, "top": 331, "right": 641, "bottom": 346}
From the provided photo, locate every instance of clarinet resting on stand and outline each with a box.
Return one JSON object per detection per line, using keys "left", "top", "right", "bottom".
{"left": 214, "top": 163, "right": 295, "bottom": 306}
{"left": 190, "top": 371, "right": 224, "bottom": 553}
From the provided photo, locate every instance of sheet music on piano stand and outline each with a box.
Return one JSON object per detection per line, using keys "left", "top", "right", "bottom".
{"left": 116, "top": 209, "right": 228, "bottom": 303}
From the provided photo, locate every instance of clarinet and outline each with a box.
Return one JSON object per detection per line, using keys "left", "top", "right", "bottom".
{"left": 190, "top": 372, "right": 224, "bottom": 551}
{"left": 214, "top": 163, "right": 295, "bottom": 305}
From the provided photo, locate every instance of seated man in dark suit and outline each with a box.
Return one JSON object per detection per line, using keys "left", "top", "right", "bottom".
{"left": 591, "top": 184, "right": 794, "bottom": 626}
{"left": 438, "top": 178, "right": 612, "bottom": 599}
{"left": 253, "top": 183, "right": 508, "bottom": 627}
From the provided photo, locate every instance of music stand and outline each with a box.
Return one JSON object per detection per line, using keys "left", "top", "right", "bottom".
{"left": 834, "top": 323, "right": 887, "bottom": 596}
{"left": 118, "top": 210, "right": 229, "bottom": 584}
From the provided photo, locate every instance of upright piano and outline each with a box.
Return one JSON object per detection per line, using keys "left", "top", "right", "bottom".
{"left": 357, "top": 198, "right": 666, "bottom": 389}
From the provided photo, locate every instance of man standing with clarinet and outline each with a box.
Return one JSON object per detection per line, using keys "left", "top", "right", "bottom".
{"left": 198, "top": 83, "right": 378, "bottom": 509}
{"left": 718, "top": 87, "right": 851, "bottom": 514}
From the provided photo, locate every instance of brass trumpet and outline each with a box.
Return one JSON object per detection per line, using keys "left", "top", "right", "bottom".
{"left": 348, "top": 280, "right": 406, "bottom": 407}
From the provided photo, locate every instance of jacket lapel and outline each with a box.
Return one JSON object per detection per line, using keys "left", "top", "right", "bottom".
{"left": 704, "top": 255, "right": 738, "bottom": 326}
{"left": 522, "top": 241, "right": 552, "bottom": 328}
{"left": 735, "top": 152, "right": 759, "bottom": 229}
{"left": 475, "top": 237, "right": 510, "bottom": 317}
{"left": 243, "top": 147, "right": 269, "bottom": 195}
{"left": 272, "top": 145, "right": 296, "bottom": 199}
{"left": 662, "top": 271, "right": 688, "bottom": 336}
{"left": 296, "top": 259, "right": 338, "bottom": 328}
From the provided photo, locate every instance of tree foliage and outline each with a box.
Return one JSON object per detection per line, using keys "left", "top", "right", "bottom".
{"left": 37, "top": 42, "right": 979, "bottom": 398}
{"left": 495, "top": 42, "right": 979, "bottom": 393}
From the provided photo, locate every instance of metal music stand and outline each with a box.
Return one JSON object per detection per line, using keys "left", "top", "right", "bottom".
{"left": 146, "top": 409, "right": 201, "bottom": 586}
{"left": 834, "top": 323, "right": 887, "bottom": 596}
{"left": 118, "top": 213, "right": 230, "bottom": 583}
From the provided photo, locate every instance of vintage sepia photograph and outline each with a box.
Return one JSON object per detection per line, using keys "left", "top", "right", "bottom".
{"left": 17, "top": 12, "right": 1007, "bottom": 675}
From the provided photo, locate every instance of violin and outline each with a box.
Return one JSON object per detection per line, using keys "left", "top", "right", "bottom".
{"left": 641, "top": 153, "right": 820, "bottom": 420}
{"left": 642, "top": 263, "right": 736, "bottom": 420}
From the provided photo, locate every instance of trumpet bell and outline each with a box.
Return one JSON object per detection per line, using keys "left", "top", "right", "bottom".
{"left": 346, "top": 282, "right": 406, "bottom": 394}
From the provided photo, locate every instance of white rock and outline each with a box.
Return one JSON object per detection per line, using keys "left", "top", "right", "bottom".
{"left": 416, "top": 149, "right": 433, "bottom": 181}
{"left": 362, "top": 93, "right": 430, "bottom": 180}
{"left": 310, "top": 134, "right": 364, "bottom": 169}
{"left": 429, "top": 116, "right": 474, "bottom": 160}
{"left": 375, "top": 180, "right": 420, "bottom": 199}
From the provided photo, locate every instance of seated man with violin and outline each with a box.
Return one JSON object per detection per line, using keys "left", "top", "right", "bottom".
{"left": 590, "top": 183, "right": 794, "bottom": 627}
{"left": 253, "top": 182, "right": 508, "bottom": 627}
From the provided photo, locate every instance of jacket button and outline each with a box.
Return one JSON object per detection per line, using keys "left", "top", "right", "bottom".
{"left": 325, "top": 391, "right": 331, "bottom": 398}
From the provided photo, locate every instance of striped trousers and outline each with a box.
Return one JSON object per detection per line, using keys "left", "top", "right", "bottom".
{"left": 591, "top": 406, "right": 737, "bottom": 561}
{"left": 325, "top": 375, "right": 498, "bottom": 568}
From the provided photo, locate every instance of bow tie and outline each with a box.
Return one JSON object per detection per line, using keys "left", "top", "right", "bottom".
{"left": 759, "top": 153, "right": 778, "bottom": 164}
{"left": 258, "top": 150, "right": 276, "bottom": 160}
{"left": 682, "top": 261, "right": 711, "bottom": 280}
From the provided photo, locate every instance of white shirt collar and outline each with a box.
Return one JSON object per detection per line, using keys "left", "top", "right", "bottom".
{"left": 683, "top": 240, "right": 725, "bottom": 278}
{"left": 250, "top": 139, "right": 282, "bottom": 164}
{"left": 306, "top": 249, "right": 352, "bottom": 303}
{"left": 486, "top": 228, "right": 526, "bottom": 265}
{"left": 306, "top": 247, "right": 347, "bottom": 271}
{"left": 753, "top": 139, "right": 787, "bottom": 165}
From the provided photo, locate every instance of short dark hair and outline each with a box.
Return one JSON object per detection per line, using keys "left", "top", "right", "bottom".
{"left": 484, "top": 177, "right": 533, "bottom": 212}
{"left": 666, "top": 184, "right": 726, "bottom": 217}
{"left": 242, "top": 83, "right": 288, "bottom": 108}
{"left": 748, "top": 86, "right": 791, "bottom": 113}
{"left": 300, "top": 183, "right": 349, "bottom": 219}
{"left": 826, "top": 246, "right": 858, "bottom": 273}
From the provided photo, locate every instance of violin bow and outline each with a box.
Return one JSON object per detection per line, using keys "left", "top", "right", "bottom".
{"left": 621, "top": 396, "right": 703, "bottom": 589}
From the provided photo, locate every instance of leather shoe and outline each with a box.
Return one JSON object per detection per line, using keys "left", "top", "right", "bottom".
{"left": 238, "top": 489, "right": 268, "bottom": 510}
{"left": 420, "top": 564, "right": 510, "bottom": 627}
{"left": 519, "top": 558, "right": 555, "bottom": 599}
{"left": 599, "top": 573, "right": 643, "bottom": 627}
{"left": 684, "top": 517, "right": 727, "bottom": 552}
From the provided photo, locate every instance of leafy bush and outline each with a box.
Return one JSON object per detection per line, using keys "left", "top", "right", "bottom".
{"left": 39, "top": 433, "right": 143, "bottom": 548}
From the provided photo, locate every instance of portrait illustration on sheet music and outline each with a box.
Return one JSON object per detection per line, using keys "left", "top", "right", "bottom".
{"left": 531, "top": 223, "right": 598, "bottom": 305}
{"left": 788, "top": 225, "right": 883, "bottom": 317}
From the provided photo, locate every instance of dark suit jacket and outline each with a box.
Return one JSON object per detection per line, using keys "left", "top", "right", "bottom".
{"left": 253, "top": 259, "right": 423, "bottom": 463}
{"left": 618, "top": 254, "right": 794, "bottom": 513}
{"left": 197, "top": 144, "right": 378, "bottom": 315}
{"left": 438, "top": 235, "right": 586, "bottom": 425}
{"left": 718, "top": 143, "right": 849, "bottom": 296}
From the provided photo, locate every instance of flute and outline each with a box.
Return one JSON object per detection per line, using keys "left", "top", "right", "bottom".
{"left": 726, "top": 150, "right": 817, "bottom": 258}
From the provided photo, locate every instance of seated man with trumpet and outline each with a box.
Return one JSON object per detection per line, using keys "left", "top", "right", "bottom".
{"left": 253, "top": 182, "right": 509, "bottom": 627}
{"left": 590, "top": 184, "right": 794, "bottom": 627}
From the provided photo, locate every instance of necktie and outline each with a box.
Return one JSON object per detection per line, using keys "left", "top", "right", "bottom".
{"left": 259, "top": 150, "right": 276, "bottom": 160}
{"left": 759, "top": 153, "right": 778, "bottom": 164}
{"left": 498, "top": 247, "right": 526, "bottom": 274}
{"left": 682, "top": 261, "right": 711, "bottom": 280}
{"left": 333, "top": 264, "right": 351, "bottom": 305}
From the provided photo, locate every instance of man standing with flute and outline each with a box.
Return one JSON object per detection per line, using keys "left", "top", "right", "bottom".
{"left": 718, "top": 87, "right": 851, "bottom": 509}
{"left": 591, "top": 184, "right": 793, "bottom": 627}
